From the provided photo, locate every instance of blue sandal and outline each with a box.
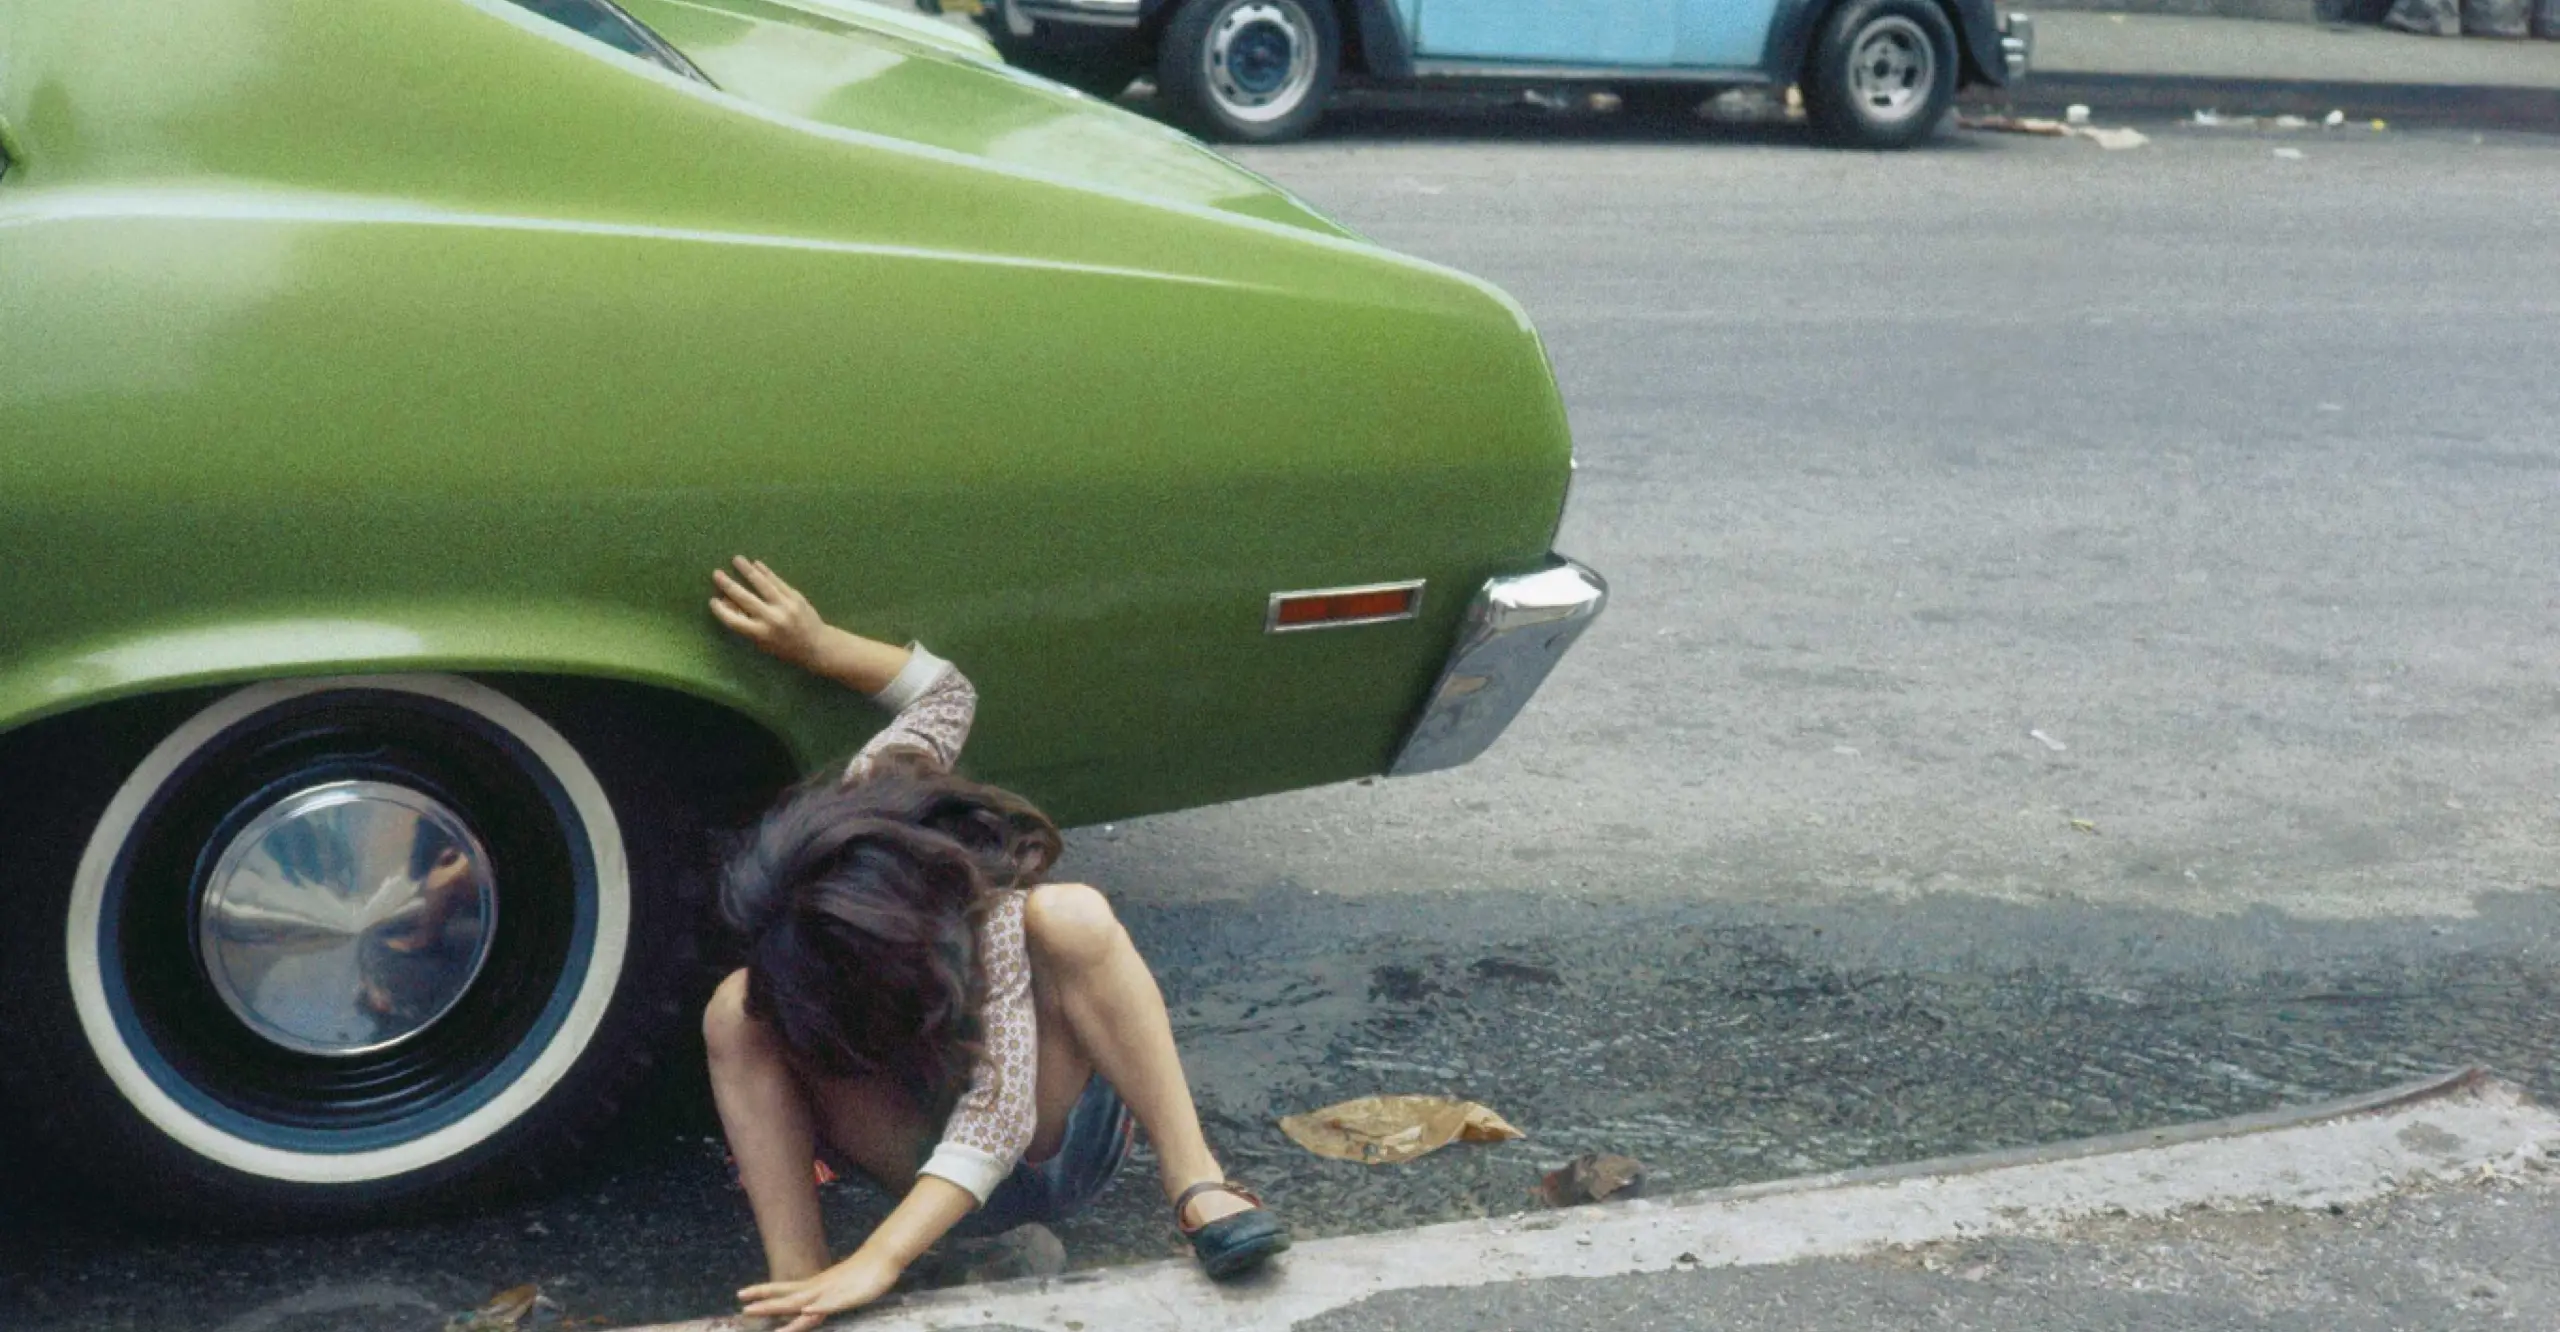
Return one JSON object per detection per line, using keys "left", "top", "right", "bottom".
{"left": 1176, "top": 1181, "right": 1291, "bottom": 1280}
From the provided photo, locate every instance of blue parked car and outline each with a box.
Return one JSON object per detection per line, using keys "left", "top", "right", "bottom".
{"left": 978, "top": 0, "right": 2029, "bottom": 146}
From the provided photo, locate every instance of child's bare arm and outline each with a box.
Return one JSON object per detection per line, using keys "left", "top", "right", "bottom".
{"left": 709, "top": 556, "right": 977, "bottom": 777}
{"left": 709, "top": 556, "right": 913, "bottom": 693}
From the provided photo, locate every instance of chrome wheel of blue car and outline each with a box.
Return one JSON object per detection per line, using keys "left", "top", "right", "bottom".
{"left": 1159, "top": 0, "right": 1338, "bottom": 142}
{"left": 1804, "top": 0, "right": 1958, "bottom": 150}
{"left": 1847, "top": 16, "right": 1934, "bottom": 124}
{"left": 1208, "top": 0, "right": 1314, "bottom": 118}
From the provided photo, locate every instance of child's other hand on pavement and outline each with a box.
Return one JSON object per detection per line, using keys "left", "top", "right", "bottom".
{"left": 738, "top": 1250, "right": 901, "bottom": 1331}
{"left": 710, "top": 557, "right": 830, "bottom": 671}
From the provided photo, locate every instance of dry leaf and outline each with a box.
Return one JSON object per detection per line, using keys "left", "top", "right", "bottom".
{"left": 446, "top": 1284, "right": 539, "bottom": 1332}
{"left": 1959, "top": 114, "right": 2068, "bottom": 136}
{"left": 1536, "top": 1152, "right": 1647, "bottom": 1207}
{"left": 1278, "top": 1095, "right": 1524, "bottom": 1165}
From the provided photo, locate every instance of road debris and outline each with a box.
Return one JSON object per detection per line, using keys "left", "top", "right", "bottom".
{"left": 2065, "top": 103, "right": 2091, "bottom": 125}
{"left": 1280, "top": 1095, "right": 1525, "bottom": 1165}
{"left": 1962, "top": 114, "right": 2068, "bottom": 135}
{"left": 445, "top": 1284, "right": 558, "bottom": 1332}
{"left": 2070, "top": 818, "right": 2100, "bottom": 835}
{"left": 2030, "top": 729, "right": 2068, "bottom": 752}
{"left": 1536, "top": 1152, "right": 1648, "bottom": 1207}
{"left": 2195, "top": 108, "right": 2382, "bottom": 135}
{"left": 1471, "top": 956, "right": 1563, "bottom": 985}
{"left": 2274, "top": 147, "right": 2306, "bottom": 160}
{"left": 1961, "top": 115, "right": 2146, "bottom": 150}
{"left": 2386, "top": 0, "right": 2464, "bottom": 33}
{"left": 1705, "top": 87, "right": 1790, "bottom": 123}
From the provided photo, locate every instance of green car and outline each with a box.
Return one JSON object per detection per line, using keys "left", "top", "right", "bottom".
{"left": 0, "top": 0, "right": 1600, "bottom": 1220}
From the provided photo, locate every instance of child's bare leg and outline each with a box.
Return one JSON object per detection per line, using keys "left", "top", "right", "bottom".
{"left": 704, "top": 969, "right": 831, "bottom": 1280}
{"left": 1024, "top": 883, "right": 1254, "bottom": 1227}
{"left": 1025, "top": 983, "right": 1098, "bottom": 1164}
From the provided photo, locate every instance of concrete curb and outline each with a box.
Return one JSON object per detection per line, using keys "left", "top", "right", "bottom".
{"left": 1967, "top": 72, "right": 2560, "bottom": 130}
{"left": 620, "top": 1068, "right": 2558, "bottom": 1332}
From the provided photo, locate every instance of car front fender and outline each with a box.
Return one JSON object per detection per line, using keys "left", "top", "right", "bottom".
{"left": 0, "top": 600, "right": 862, "bottom": 775}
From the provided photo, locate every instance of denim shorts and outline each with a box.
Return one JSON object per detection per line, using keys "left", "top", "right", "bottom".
{"left": 955, "top": 1073, "right": 1135, "bottom": 1237}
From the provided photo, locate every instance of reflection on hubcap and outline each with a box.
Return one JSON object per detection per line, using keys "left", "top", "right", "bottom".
{"left": 197, "top": 781, "right": 497, "bottom": 1057}
{"left": 1847, "top": 16, "right": 1935, "bottom": 123}
{"left": 1206, "top": 0, "right": 1317, "bottom": 123}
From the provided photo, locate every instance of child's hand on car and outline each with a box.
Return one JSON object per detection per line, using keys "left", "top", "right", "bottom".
{"left": 710, "top": 557, "right": 832, "bottom": 670}
{"left": 710, "top": 557, "right": 921, "bottom": 698}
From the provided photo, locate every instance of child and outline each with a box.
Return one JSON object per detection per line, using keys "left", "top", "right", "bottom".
{"left": 701, "top": 558, "right": 1288, "bottom": 1331}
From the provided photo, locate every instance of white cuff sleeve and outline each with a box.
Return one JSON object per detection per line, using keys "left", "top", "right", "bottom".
{"left": 917, "top": 1141, "right": 1011, "bottom": 1205}
{"left": 871, "top": 643, "right": 952, "bottom": 713}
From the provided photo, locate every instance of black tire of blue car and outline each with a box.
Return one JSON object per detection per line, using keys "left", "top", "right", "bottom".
{"left": 0, "top": 677, "right": 707, "bottom": 1226}
{"left": 981, "top": 0, "right": 1149, "bottom": 100}
{"left": 1803, "top": 0, "right": 1959, "bottom": 150}
{"left": 1157, "top": 0, "right": 1339, "bottom": 143}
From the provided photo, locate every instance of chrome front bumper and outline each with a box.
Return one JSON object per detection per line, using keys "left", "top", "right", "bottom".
{"left": 1389, "top": 556, "right": 1607, "bottom": 777}
{"left": 2001, "top": 12, "right": 2033, "bottom": 83}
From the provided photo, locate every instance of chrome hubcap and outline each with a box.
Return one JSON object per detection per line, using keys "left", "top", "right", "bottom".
{"left": 197, "top": 781, "right": 497, "bottom": 1057}
{"left": 1206, "top": 0, "right": 1317, "bottom": 123}
{"left": 1847, "top": 16, "right": 1935, "bottom": 124}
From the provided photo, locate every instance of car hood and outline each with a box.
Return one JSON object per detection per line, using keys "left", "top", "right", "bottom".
{"left": 619, "top": 0, "right": 1352, "bottom": 237}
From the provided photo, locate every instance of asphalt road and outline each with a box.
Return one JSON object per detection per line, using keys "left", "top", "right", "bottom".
{"left": 7, "top": 112, "right": 2558, "bottom": 1332}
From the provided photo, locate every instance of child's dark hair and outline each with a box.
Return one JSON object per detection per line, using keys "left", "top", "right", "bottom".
{"left": 719, "top": 754, "right": 1063, "bottom": 1104}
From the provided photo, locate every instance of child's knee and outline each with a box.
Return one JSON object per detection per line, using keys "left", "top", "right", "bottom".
{"left": 702, "top": 968, "right": 769, "bottom": 1062}
{"left": 1025, "top": 882, "right": 1125, "bottom": 969}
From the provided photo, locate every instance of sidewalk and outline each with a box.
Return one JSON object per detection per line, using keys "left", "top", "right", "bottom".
{"left": 1295, "top": 1176, "right": 2560, "bottom": 1331}
{"left": 616, "top": 1071, "right": 2560, "bottom": 1332}
{"left": 1982, "top": 12, "right": 2560, "bottom": 126}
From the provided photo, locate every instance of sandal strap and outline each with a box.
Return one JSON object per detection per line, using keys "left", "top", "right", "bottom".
{"left": 1174, "top": 1180, "right": 1264, "bottom": 1235}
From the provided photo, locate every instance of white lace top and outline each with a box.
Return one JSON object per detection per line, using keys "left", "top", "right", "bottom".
{"left": 842, "top": 647, "right": 1037, "bottom": 1205}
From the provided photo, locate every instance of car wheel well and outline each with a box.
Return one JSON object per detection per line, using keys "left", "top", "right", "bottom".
{"left": 495, "top": 676, "right": 801, "bottom": 829}
{"left": 1942, "top": 0, "right": 1989, "bottom": 84}
{"left": 1330, "top": 0, "right": 1373, "bottom": 76}
{"left": 0, "top": 674, "right": 800, "bottom": 867}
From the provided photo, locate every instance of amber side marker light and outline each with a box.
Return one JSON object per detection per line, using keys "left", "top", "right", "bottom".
{"left": 1266, "top": 581, "right": 1426, "bottom": 633}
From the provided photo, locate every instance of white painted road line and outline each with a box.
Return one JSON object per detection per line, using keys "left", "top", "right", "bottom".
{"left": 621, "top": 1070, "right": 2555, "bottom": 1332}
